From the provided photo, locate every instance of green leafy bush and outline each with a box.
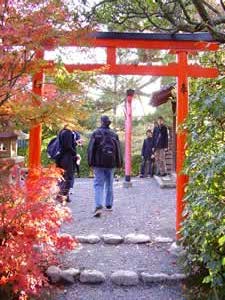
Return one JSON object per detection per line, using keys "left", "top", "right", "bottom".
{"left": 181, "top": 76, "right": 225, "bottom": 298}
{"left": 18, "top": 134, "right": 143, "bottom": 179}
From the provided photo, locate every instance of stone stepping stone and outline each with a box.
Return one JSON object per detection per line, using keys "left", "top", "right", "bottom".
{"left": 154, "top": 236, "right": 173, "bottom": 243}
{"left": 124, "top": 233, "right": 150, "bottom": 244}
{"left": 141, "top": 272, "right": 186, "bottom": 284}
{"left": 76, "top": 235, "right": 100, "bottom": 244}
{"left": 61, "top": 268, "right": 80, "bottom": 284}
{"left": 111, "top": 270, "right": 139, "bottom": 286}
{"left": 80, "top": 270, "right": 106, "bottom": 284}
{"left": 169, "top": 273, "right": 186, "bottom": 280}
{"left": 141, "top": 272, "right": 170, "bottom": 283}
{"left": 168, "top": 242, "right": 186, "bottom": 257}
{"left": 101, "top": 234, "right": 124, "bottom": 245}
{"left": 46, "top": 266, "right": 62, "bottom": 283}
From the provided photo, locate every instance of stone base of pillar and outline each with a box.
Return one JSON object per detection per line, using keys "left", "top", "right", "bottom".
{"left": 153, "top": 174, "right": 176, "bottom": 189}
{"left": 123, "top": 181, "right": 133, "bottom": 188}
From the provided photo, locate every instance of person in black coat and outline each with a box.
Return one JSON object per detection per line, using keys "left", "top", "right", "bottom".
{"left": 152, "top": 116, "right": 168, "bottom": 176}
{"left": 56, "top": 125, "right": 77, "bottom": 202}
{"left": 87, "top": 115, "right": 123, "bottom": 217}
{"left": 140, "top": 129, "right": 155, "bottom": 178}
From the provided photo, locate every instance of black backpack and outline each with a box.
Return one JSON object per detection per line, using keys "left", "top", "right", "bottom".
{"left": 99, "top": 130, "right": 116, "bottom": 168}
{"left": 47, "top": 135, "right": 62, "bottom": 161}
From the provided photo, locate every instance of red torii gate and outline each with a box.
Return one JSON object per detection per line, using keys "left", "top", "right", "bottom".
{"left": 29, "top": 32, "right": 219, "bottom": 238}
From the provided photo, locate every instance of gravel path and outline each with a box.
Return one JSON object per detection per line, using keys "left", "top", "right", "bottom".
{"left": 62, "top": 178, "right": 176, "bottom": 237}
{"left": 57, "top": 283, "right": 182, "bottom": 300}
{"left": 55, "top": 177, "right": 185, "bottom": 300}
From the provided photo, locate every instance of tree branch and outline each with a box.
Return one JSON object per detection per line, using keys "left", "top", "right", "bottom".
{"left": 202, "top": 0, "right": 222, "bottom": 16}
{"left": 177, "top": 0, "right": 200, "bottom": 25}
{"left": 192, "top": 0, "right": 214, "bottom": 26}
{"left": 220, "top": 0, "right": 225, "bottom": 12}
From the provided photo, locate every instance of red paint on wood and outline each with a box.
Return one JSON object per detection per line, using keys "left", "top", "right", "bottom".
{"left": 28, "top": 52, "right": 44, "bottom": 170}
{"left": 125, "top": 93, "right": 134, "bottom": 180}
{"left": 176, "top": 52, "right": 189, "bottom": 239}
{"left": 107, "top": 47, "right": 116, "bottom": 65}
{"left": 44, "top": 36, "right": 219, "bottom": 51}
{"left": 44, "top": 63, "right": 218, "bottom": 78}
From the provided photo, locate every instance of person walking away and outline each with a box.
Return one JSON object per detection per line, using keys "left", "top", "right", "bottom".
{"left": 153, "top": 116, "right": 168, "bottom": 177}
{"left": 140, "top": 129, "right": 154, "bottom": 178}
{"left": 56, "top": 125, "right": 77, "bottom": 202}
{"left": 87, "top": 115, "right": 123, "bottom": 217}
{"left": 68, "top": 131, "right": 82, "bottom": 195}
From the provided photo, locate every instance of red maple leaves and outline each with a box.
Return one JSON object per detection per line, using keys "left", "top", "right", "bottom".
{"left": 0, "top": 166, "right": 77, "bottom": 299}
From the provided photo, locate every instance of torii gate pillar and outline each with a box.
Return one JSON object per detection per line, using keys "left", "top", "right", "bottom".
{"left": 176, "top": 52, "right": 189, "bottom": 237}
{"left": 28, "top": 51, "right": 44, "bottom": 171}
{"left": 123, "top": 89, "right": 135, "bottom": 188}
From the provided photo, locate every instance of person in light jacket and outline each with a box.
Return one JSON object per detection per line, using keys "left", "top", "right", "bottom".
{"left": 153, "top": 116, "right": 168, "bottom": 176}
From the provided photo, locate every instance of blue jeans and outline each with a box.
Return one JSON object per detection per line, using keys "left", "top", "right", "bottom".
{"left": 93, "top": 167, "right": 114, "bottom": 209}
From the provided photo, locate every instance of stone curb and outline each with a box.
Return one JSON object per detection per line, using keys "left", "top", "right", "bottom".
{"left": 154, "top": 175, "right": 176, "bottom": 189}
{"left": 141, "top": 272, "right": 187, "bottom": 284}
{"left": 46, "top": 266, "right": 186, "bottom": 286}
{"left": 75, "top": 234, "right": 174, "bottom": 245}
{"left": 111, "top": 270, "right": 139, "bottom": 286}
{"left": 80, "top": 270, "right": 106, "bottom": 284}
{"left": 76, "top": 235, "right": 101, "bottom": 244}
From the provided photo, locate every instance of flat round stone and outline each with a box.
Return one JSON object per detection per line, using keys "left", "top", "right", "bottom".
{"left": 80, "top": 270, "right": 105, "bottom": 284}
{"left": 76, "top": 235, "right": 101, "bottom": 244}
{"left": 169, "top": 273, "right": 186, "bottom": 280}
{"left": 61, "top": 268, "right": 80, "bottom": 284}
{"left": 111, "top": 270, "right": 139, "bottom": 286}
{"left": 141, "top": 272, "right": 170, "bottom": 284}
{"left": 168, "top": 242, "right": 185, "bottom": 257}
{"left": 124, "top": 233, "right": 150, "bottom": 244}
{"left": 154, "top": 236, "right": 173, "bottom": 243}
{"left": 102, "top": 234, "right": 124, "bottom": 245}
{"left": 46, "top": 266, "right": 62, "bottom": 283}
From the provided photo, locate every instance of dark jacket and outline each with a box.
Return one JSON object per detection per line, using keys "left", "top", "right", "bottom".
{"left": 87, "top": 125, "right": 123, "bottom": 168}
{"left": 141, "top": 137, "right": 154, "bottom": 159}
{"left": 153, "top": 124, "right": 168, "bottom": 149}
{"left": 56, "top": 129, "right": 76, "bottom": 171}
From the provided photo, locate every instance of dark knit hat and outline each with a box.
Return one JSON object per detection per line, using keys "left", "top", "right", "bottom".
{"left": 101, "top": 115, "right": 111, "bottom": 125}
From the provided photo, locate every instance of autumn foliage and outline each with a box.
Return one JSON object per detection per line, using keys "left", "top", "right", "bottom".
{"left": 0, "top": 167, "right": 77, "bottom": 300}
{"left": 0, "top": 0, "right": 94, "bottom": 130}
{"left": 0, "top": 0, "right": 87, "bottom": 106}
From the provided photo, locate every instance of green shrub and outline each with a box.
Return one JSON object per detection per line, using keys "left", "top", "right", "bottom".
{"left": 17, "top": 135, "right": 143, "bottom": 178}
{"left": 77, "top": 143, "right": 92, "bottom": 177}
{"left": 131, "top": 154, "right": 142, "bottom": 176}
{"left": 181, "top": 76, "right": 225, "bottom": 298}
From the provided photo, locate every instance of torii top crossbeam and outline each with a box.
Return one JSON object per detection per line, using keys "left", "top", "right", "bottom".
{"left": 29, "top": 31, "right": 219, "bottom": 238}
{"left": 46, "top": 31, "right": 218, "bottom": 49}
{"left": 44, "top": 31, "right": 218, "bottom": 77}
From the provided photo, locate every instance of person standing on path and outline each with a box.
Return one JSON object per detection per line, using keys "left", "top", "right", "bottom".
{"left": 56, "top": 125, "right": 77, "bottom": 202}
{"left": 153, "top": 116, "right": 168, "bottom": 177}
{"left": 87, "top": 115, "right": 123, "bottom": 217}
{"left": 140, "top": 129, "right": 155, "bottom": 178}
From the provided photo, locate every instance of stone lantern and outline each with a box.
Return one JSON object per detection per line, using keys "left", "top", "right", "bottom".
{"left": 0, "top": 131, "right": 18, "bottom": 158}
{"left": 0, "top": 115, "right": 24, "bottom": 183}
